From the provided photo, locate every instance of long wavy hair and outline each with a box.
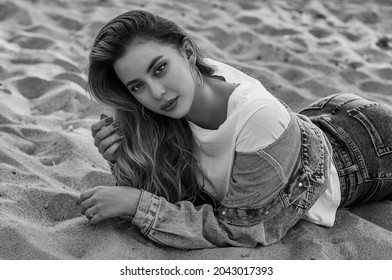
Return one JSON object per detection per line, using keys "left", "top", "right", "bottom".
{"left": 87, "top": 10, "right": 216, "bottom": 203}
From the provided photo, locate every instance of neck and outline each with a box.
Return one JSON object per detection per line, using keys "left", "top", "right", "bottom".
{"left": 186, "top": 76, "right": 239, "bottom": 130}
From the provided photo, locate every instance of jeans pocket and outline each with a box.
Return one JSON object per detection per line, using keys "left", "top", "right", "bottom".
{"left": 348, "top": 103, "right": 392, "bottom": 156}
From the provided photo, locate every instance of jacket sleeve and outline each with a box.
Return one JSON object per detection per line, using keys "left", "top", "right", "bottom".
{"left": 131, "top": 151, "right": 308, "bottom": 249}
{"left": 132, "top": 189, "right": 267, "bottom": 249}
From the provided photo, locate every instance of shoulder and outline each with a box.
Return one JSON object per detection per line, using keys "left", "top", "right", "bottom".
{"left": 205, "top": 58, "right": 261, "bottom": 85}
{"left": 231, "top": 86, "right": 291, "bottom": 152}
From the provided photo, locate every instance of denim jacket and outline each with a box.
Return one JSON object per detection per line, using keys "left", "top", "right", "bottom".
{"left": 130, "top": 112, "right": 333, "bottom": 249}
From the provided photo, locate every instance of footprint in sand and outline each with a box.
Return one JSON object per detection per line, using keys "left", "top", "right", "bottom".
{"left": 15, "top": 76, "right": 64, "bottom": 99}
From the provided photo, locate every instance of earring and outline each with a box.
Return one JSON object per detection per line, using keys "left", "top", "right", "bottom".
{"left": 190, "top": 63, "right": 204, "bottom": 87}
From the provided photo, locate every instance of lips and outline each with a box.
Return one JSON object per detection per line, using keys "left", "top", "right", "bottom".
{"left": 160, "top": 96, "right": 178, "bottom": 111}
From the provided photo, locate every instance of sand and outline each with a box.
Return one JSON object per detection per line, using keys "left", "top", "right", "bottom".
{"left": 1, "top": 0, "right": 392, "bottom": 260}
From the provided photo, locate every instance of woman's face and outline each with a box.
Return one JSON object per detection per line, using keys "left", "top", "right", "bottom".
{"left": 113, "top": 40, "right": 196, "bottom": 118}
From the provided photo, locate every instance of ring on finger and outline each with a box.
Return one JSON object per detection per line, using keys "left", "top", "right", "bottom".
{"left": 86, "top": 210, "right": 94, "bottom": 220}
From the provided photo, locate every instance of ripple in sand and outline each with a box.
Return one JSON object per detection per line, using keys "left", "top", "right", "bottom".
{"left": 278, "top": 67, "right": 309, "bottom": 83}
{"left": 15, "top": 76, "right": 64, "bottom": 99}
{"left": 340, "top": 70, "right": 370, "bottom": 84}
{"left": 373, "top": 67, "right": 392, "bottom": 80}
{"left": 10, "top": 36, "right": 54, "bottom": 50}
{"left": 43, "top": 192, "right": 80, "bottom": 222}
{"left": 54, "top": 73, "right": 87, "bottom": 89}
{"left": 255, "top": 25, "right": 300, "bottom": 37}
{"left": 11, "top": 58, "right": 44, "bottom": 65}
{"left": 80, "top": 171, "right": 116, "bottom": 190}
{"left": 308, "top": 27, "right": 332, "bottom": 39}
{"left": 0, "top": 226, "right": 57, "bottom": 259}
{"left": 356, "top": 47, "right": 392, "bottom": 64}
{"left": 39, "top": 155, "right": 63, "bottom": 167}
{"left": 47, "top": 13, "right": 83, "bottom": 31}
{"left": 340, "top": 31, "right": 362, "bottom": 42}
{"left": 31, "top": 89, "right": 93, "bottom": 116}
{"left": 360, "top": 81, "right": 392, "bottom": 94}
{"left": 0, "top": 1, "right": 32, "bottom": 26}
{"left": 53, "top": 59, "right": 81, "bottom": 72}
{"left": 237, "top": 15, "right": 261, "bottom": 25}
{"left": 296, "top": 79, "right": 340, "bottom": 97}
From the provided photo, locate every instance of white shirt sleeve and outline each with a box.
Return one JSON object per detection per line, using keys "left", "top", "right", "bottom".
{"left": 236, "top": 99, "right": 291, "bottom": 153}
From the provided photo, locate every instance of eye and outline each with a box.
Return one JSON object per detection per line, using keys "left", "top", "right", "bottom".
{"left": 130, "top": 82, "right": 143, "bottom": 93}
{"left": 155, "top": 63, "right": 166, "bottom": 75}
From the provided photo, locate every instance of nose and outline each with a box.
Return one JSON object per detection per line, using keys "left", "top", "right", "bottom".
{"left": 149, "top": 81, "right": 165, "bottom": 99}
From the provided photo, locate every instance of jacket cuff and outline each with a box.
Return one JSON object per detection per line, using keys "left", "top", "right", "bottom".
{"left": 132, "top": 190, "right": 160, "bottom": 235}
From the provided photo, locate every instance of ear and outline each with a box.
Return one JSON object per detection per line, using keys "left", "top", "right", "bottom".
{"left": 180, "top": 37, "right": 196, "bottom": 64}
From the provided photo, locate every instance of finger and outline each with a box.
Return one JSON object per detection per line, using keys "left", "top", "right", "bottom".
{"left": 91, "top": 117, "right": 114, "bottom": 137}
{"left": 89, "top": 214, "right": 101, "bottom": 225}
{"left": 94, "top": 121, "right": 121, "bottom": 147}
{"left": 76, "top": 188, "right": 95, "bottom": 205}
{"left": 100, "top": 114, "right": 108, "bottom": 120}
{"left": 88, "top": 206, "right": 103, "bottom": 225}
{"left": 98, "top": 131, "right": 123, "bottom": 155}
{"left": 80, "top": 197, "right": 96, "bottom": 215}
{"left": 102, "top": 142, "right": 122, "bottom": 161}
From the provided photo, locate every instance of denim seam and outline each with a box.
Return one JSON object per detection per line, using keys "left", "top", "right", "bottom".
{"left": 330, "top": 96, "right": 361, "bottom": 115}
{"left": 298, "top": 93, "right": 339, "bottom": 113}
{"left": 256, "top": 149, "right": 288, "bottom": 183}
{"left": 348, "top": 104, "right": 392, "bottom": 156}
{"left": 321, "top": 117, "right": 369, "bottom": 180}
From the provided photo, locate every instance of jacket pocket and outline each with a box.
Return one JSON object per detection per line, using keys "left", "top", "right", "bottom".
{"left": 218, "top": 171, "right": 314, "bottom": 226}
{"left": 224, "top": 151, "right": 287, "bottom": 207}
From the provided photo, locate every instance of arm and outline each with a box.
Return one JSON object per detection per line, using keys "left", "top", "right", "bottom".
{"left": 131, "top": 106, "right": 300, "bottom": 249}
{"left": 131, "top": 150, "right": 300, "bottom": 249}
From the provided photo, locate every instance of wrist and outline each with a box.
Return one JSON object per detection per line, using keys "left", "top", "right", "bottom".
{"left": 124, "top": 188, "right": 142, "bottom": 216}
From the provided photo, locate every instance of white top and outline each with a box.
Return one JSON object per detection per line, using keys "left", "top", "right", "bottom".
{"left": 189, "top": 58, "right": 341, "bottom": 227}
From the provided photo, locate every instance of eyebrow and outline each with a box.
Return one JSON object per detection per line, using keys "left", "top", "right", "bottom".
{"left": 125, "top": 55, "right": 164, "bottom": 88}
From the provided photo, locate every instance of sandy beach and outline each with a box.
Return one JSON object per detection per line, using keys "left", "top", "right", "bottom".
{"left": 1, "top": 0, "right": 392, "bottom": 259}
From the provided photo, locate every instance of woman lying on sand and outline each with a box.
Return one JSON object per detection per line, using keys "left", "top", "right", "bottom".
{"left": 76, "top": 10, "right": 392, "bottom": 249}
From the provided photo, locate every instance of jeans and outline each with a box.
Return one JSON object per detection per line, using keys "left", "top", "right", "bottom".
{"left": 299, "top": 93, "right": 392, "bottom": 207}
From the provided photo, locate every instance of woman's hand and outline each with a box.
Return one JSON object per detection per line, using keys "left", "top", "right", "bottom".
{"left": 76, "top": 186, "right": 141, "bottom": 225}
{"left": 91, "top": 114, "right": 124, "bottom": 161}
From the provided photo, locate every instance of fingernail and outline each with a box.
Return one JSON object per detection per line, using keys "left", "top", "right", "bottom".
{"left": 100, "top": 114, "right": 108, "bottom": 120}
{"left": 105, "top": 117, "right": 113, "bottom": 123}
{"left": 112, "top": 121, "right": 120, "bottom": 127}
{"left": 117, "top": 130, "right": 125, "bottom": 136}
